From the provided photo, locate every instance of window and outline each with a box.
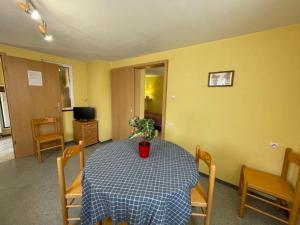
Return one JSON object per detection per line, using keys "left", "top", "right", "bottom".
{"left": 58, "top": 65, "right": 74, "bottom": 110}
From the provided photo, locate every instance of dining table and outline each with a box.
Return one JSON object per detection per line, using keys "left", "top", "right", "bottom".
{"left": 80, "top": 138, "right": 200, "bottom": 225}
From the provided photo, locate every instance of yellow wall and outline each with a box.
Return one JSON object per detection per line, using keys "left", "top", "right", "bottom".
{"left": 145, "top": 75, "right": 163, "bottom": 114}
{"left": 0, "top": 57, "right": 4, "bottom": 85}
{"left": 139, "top": 69, "right": 145, "bottom": 119}
{"left": 111, "top": 24, "right": 300, "bottom": 185}
{"left": 87, "top": 60, "right": 112, "bottom": 142}
{"left": 0, "top": 44, "right": 88, "bottom": 141}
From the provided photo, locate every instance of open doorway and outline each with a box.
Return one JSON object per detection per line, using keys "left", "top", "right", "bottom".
{"left": 144, "top": 66, "right": 164, "bottom": 138}
{"left": 134, "top": 61, "right": 168, "bottom": 139}
{"left": 0, "top": 55, "right": 14, "bottom": 163}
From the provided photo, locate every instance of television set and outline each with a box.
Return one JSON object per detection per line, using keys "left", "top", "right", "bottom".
{"left": 73, "top": 107, "right": 95, "bottom": 121}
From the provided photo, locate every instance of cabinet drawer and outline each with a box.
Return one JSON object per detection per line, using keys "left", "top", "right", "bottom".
{"left": 84, "top": 123, "right": 97, "bottom": 131}
{"left": 85, "top": 136, "right": 98, "bottom": 146}
{"left": 84, "top": 128, "right": 97, "bottom": 137}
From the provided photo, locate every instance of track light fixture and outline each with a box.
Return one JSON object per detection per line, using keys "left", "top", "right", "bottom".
{"left": 17, "top": 0, "right": 53, "bottom": 42}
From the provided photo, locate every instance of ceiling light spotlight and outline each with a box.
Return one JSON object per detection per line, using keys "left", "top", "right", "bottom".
{"left": 31, "top": 9, "right": 41, "bottom": 20}
{"left": 38, "top": 22, "right": 46, "bottom": 34}
{"left": 43, "top": 34, "right": 53, "bottom": 42}
{"left": 17, "top": 0, "right": 54, "bottom": 42}
{"left": 17, "top": 2, "right": 29, "bottom": 12}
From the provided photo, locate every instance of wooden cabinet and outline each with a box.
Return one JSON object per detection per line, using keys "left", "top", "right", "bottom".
{"left": 73, "top": 120, "right": 98, "bottom": 146}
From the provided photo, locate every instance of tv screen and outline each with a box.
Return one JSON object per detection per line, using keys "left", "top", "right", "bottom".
{"left": 73, "top": 107, "right": 95, "bottom": 120}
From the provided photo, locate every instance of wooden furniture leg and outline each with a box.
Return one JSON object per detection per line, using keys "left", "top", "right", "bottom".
{"left": 37, "top": 141, "right": 42, "bottom": 162}
{"left": 239, "top": 180, "right": 248, "bottom": 217}
{"left": 239, "top": 165, "right": 245, "bottom": 195}
{"left": 61, "top": 137, "right": 65, "bottom": 152}
{"left": 289, "top": 192, "right": 300, "bottom": 225}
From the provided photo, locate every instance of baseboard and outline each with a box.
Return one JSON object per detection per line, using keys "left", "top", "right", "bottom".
{"left": 64, "top": 140, "right": 75, "bottom": 145}
{"left": 199, "top": 172, "right": 238, "bottom": 190}
{"left": 100, "top": 139, "right": 113, "bottom": 144}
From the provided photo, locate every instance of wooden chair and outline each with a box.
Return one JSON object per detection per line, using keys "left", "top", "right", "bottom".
{"left": 57, "top": 141, "right": 102, "bottom": 225}
{"left": 32, "top": 117, "right": 64, "bottom": 162}
{"left": 191, "top": 145, "right": 216, "bottom": 225}
{"left": 239, "top": 148, "right": 300, "bottom": 225}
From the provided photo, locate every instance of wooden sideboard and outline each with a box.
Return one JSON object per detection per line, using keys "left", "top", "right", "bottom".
{"left": 73, "top": 120, "right": 98, "bottom": 146}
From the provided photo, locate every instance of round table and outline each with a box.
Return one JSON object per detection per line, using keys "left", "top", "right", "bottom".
{"left": 80, "top": 138, "right": 199, "bottom": 225}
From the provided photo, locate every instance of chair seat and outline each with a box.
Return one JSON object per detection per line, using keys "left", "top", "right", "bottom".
{"left": 35, "top": 133, "right": 63, "bottom": 143}
{"left": 191, "top": 183, "right": 207, "bottom": 207}
{"left": 243, "top": 167, "right": 294, "bottom": 202}
{"left": 66, "top": 171, "right": 82, "bottom": 198}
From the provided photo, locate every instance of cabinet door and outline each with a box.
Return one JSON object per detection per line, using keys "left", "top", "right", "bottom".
{"left": 111, "top": 67, "right": 134, "bottom": 140}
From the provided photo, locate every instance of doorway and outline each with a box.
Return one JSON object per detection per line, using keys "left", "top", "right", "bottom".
{"left": 0, "top": 55, "right": 14, "bottom": 163}
{"left": 134, "top": 61, "right": 168, "bottom": 139}
{"left": 111, "top": 60, "right": 168, "bottom": 141}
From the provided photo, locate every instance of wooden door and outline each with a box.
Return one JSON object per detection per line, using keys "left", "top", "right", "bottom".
{"left": 4, "top": 56, "right": 62, "bottom": 158}
{"left": 111, "top": 67, "right": 134, "bottom": 140}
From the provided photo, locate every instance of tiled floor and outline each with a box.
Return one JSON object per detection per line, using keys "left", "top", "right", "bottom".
{"left": 0, "top": 136, "right": 14, "bottom": 163}
{"left": 0, "top": 142, "right": 293, "bottom": 225}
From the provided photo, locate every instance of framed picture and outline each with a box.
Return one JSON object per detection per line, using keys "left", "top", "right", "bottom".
{"left": 208, "top": 70, "right": 234, "bottom": 87}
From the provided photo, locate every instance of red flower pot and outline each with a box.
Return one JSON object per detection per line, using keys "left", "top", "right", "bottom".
{"left": 138, "top": 141, "right": 151, "bottom": 158}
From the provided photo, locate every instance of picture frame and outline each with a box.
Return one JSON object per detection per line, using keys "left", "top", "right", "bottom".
{"left": 208, "top": 70, "right": 234, "bottom": 87}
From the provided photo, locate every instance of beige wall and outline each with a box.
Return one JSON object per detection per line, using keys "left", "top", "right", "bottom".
{"left": 111, "top": 24, "right": 300, "bottom": 185}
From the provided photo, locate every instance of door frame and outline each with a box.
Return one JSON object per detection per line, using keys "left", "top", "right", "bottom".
{"left": 0, "top": 52, "right": 16, "bottom": 159}
{"left": 133, "top": 60, "right": 168, "bottom": 139}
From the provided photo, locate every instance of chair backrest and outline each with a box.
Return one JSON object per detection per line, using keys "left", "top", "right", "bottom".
{"left": 195, "top": 146, "right": 216, "bottom": 207}
{"left": 32, "top": 117, "right": 59, "bottom": 137}
{"left": 281, "top": 148, "right": 300, "bottom": 191}
{"left": 57, "top": 141, "right": 85, "bottom": 194}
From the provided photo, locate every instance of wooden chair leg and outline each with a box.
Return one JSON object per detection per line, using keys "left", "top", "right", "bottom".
{"left": 204, "top": 214, "right": 210, "bottom": 225}
{"left": 37, "top": 142, "right": 42, "bottom": 162}
{"left": 61, "top": 198, "right": 68, "bottom": 225}
{"left": 239, "top": 180, "right": 248, "bottom": 217}
{"left": 61, "top": 137, "right": 65, "bottom": 152}
{"left": 289, "top": 199, "right": 300, "bottom": 225}
{"left": 239, "top": 165, "right": 245, "bottom": 195}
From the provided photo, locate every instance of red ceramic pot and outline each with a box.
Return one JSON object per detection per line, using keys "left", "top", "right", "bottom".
{"left": 138, "top": 141, "right": 151, "bottom": 158}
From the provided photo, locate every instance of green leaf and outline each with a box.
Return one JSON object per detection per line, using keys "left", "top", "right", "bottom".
{"left": 128, "top": 116, "right": 156, "bottom": 141}
{"left": 128, "top": 130, "right": 144, "bottom": 139}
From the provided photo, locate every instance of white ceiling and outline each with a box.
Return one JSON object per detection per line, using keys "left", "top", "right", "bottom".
{"left": 1, "top": 0, "right": 300, "bottom": 60}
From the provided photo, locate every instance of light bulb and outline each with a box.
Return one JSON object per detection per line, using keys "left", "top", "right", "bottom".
{"left": 31, "top": 10, "right": 41, "bottom": 20}
{"left": 43, "top": 34, "right": 53, "bottom": 42}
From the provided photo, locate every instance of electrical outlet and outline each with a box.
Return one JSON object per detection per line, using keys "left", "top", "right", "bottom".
{"left": 270, "top": 142, "right": 279, "bottom": 150}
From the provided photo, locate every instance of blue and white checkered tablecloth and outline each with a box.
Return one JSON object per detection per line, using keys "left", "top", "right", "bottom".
{"left": 80, "top": 138, "right": 200, "bottom": 225}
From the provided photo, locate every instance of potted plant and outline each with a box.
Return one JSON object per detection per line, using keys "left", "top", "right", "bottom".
{"left": 128, "top": 116, "right": 155, "bottom": 158}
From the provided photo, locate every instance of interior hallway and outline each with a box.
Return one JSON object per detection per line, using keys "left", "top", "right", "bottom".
{"left": 0, "top": 136, "right": 14, "bottom": 163}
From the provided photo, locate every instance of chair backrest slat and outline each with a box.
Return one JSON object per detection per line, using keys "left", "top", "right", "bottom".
{"left": 32, "top": 117, "right": 59, "bottom": 137}
{"left": 281, "top": 148, "right": 300, "bottom": 180}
